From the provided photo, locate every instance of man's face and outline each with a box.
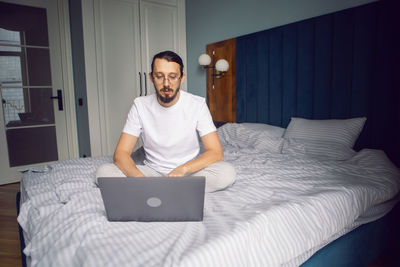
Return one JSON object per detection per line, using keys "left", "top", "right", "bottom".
{"left": 151, "top": 58, "right": 185, "bottom": 107}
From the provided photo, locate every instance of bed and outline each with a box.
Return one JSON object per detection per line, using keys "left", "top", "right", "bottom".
{"left": 17, "top": 119, "right": 400, "bottom": 266}
{"left": 17, "top": 1, "right": 400, "bottom": 266}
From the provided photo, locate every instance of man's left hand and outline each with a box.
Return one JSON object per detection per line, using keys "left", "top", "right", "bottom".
{"left": 166, "top": 165, "right": 188, "bottom": 177}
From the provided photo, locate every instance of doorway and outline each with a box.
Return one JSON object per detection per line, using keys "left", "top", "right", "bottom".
{"left": 0, "top": 0, "right": 77, "bottom": 184}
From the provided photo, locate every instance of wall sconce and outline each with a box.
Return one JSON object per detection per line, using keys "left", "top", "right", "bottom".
{"left": 198, "top": 50, "right": 229, "bottom": 89}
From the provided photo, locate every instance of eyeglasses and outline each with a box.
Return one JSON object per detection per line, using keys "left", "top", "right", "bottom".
{"left": 152, "top": 73, "right": 181, "bottom": 84}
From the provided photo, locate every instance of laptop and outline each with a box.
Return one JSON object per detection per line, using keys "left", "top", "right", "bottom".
{"left": 98, "top": 176, "right": 205, "bottom": 222}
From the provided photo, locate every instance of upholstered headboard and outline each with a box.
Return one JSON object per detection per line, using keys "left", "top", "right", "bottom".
{"left": 234, "top": 1, "right": 399, "bottom": 165}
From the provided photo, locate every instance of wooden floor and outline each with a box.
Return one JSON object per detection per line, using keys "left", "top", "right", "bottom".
{"left": 0, "top": 182, "right": 392, "bottom": 267}
{"left": 0, "top": 182, "right": 22, "bottom": 267}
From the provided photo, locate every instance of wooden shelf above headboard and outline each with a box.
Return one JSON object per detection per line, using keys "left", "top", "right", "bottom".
{"left": 206, "top": 38, "right": 236, "bottom": 123}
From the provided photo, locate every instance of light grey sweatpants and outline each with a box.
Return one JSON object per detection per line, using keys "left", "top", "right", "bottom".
{"left": 96, "top": 161, "right": 236, "bottom": 193}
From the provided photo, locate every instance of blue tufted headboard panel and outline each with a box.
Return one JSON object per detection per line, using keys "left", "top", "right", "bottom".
{"left": 236, "top": 1, "right": 399, "bottom": 165}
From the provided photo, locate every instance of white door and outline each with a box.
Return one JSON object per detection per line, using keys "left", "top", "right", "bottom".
{"left": 139, "top": 0, "right": 179, "bottom": 95}
{"left": 93, "top": 0, "right": 142, "bottom": 155}
{"left": 83, "top": 0, "right": 187, "bottom": 157}
{"left": 0, "top": 0, "right": 72, "bottom": 184}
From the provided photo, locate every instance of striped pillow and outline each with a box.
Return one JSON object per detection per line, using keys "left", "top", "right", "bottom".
{"left": 283, "top": 117, "right": 366, "bottom": 149}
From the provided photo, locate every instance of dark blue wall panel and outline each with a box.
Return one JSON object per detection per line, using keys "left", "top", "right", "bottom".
{"left": 351, "top": 4, "right": 376, "bottom": 149}
{"left": 331, "top": 10, "right": 354, "bottom": 119}
{"left": 313, "top": 15, "right": 332, "bottom": 119}
{"left": 236, "top": 1, "right": 399, "bottom": 164}
{"left": 244, "top": 35, "right": 259, "bottom": 123}
{"left": 282, "top": 25, "right": 297, "bottom": 127}
{"left": 256, "top": 32, "right": 269, "bottom": 123}
{"left": 236, "top": 36, "right": 247, "bottom": 122}
{"left": 269, "top": 29, "right": 283, "bottom": 126}
{"left": 296, "top": 20, "right": 314, "bottom": 119}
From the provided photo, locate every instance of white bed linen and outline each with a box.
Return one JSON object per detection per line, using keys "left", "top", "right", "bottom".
{"left": 18, "top": 146, "right": 400, "bottom": 267}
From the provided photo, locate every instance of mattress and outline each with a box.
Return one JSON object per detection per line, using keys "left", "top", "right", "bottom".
{"left": 17, "top": 130, "right": 400, "bottom": 267}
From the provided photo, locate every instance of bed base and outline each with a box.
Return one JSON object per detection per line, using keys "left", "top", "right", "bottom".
{"left": 302, "top": 203, "right": 399, "bottom": 267}
{"left": 16, "top": 192, "right": 27, "bottom": 267}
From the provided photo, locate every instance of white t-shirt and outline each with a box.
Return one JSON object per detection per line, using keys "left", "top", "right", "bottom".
{"left": 122, "top": 90, "right": 216, "bottom": 174}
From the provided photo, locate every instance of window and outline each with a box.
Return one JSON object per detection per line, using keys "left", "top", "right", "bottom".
{"left": 0, "top": 28, "right": 26, "bottom": 124}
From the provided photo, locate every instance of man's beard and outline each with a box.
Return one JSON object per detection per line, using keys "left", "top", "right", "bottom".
{"left": 156, "top": 85, "right": 180, "bottom": 104}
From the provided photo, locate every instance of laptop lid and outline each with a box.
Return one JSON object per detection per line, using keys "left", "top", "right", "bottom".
{"left": 98, "top": 177, "right": 205, "bottom": 222}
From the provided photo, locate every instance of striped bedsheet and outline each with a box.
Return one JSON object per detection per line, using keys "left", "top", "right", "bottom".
{"left": 18, "top": 142, "right": 400, "bottom": 266}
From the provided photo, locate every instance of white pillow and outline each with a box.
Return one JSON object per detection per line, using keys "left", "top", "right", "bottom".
{"left": 218, "top": 123, "right": 283, "bottom": 153}
{"left": 283, "top": 117, "right": 366, "bottom": 149}
{"left": 240, "top": 122, "right": 285, "bottom": 138}
{"left": 253, "top": 132, "right": 284, "bottom": 153}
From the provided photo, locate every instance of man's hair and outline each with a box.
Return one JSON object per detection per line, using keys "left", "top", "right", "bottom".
{"left": 151, "top": 51, "right": 184, "bottom": 76}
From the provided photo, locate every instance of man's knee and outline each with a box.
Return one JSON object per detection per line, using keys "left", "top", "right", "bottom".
{"left": 212, "top": 161, "right": 236, "bottom": 184}
{"left": 202, "top": 161, "right": 236, "bottom": 192}
{"left": 95, "top": 163, "right": 125, "bottom": 183}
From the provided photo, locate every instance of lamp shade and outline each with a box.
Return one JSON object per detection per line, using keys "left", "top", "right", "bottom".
{"left": 198, "top": 54, "right": 211, "bottom": 66}
{"left": 215, "top": 59, "right": 229, "bottom": 72}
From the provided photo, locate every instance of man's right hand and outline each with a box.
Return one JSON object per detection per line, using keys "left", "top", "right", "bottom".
{"left": 113, "top": 133, "right": 145, "bottom": 177}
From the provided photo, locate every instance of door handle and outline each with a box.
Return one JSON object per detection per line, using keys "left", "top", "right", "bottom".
{"left": 144, "top": 72, "right": 147, "bottom": 96}
{"left": 50, "top": 89, "right": 63, "bottom": 111}
{"left": 139, "top": 72, "right": 143, "bottom": 96}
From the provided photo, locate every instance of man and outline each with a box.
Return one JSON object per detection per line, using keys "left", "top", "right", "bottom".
{"left": 96, "top": 51, "right": 236, "bottom": 192}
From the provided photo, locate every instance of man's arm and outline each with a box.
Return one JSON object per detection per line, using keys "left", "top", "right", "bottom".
{"left": 113, "top": 133, "right": 145, "bottom": 177}
{"left": 167, "top": 131, "right": 223, "bottom": 177}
